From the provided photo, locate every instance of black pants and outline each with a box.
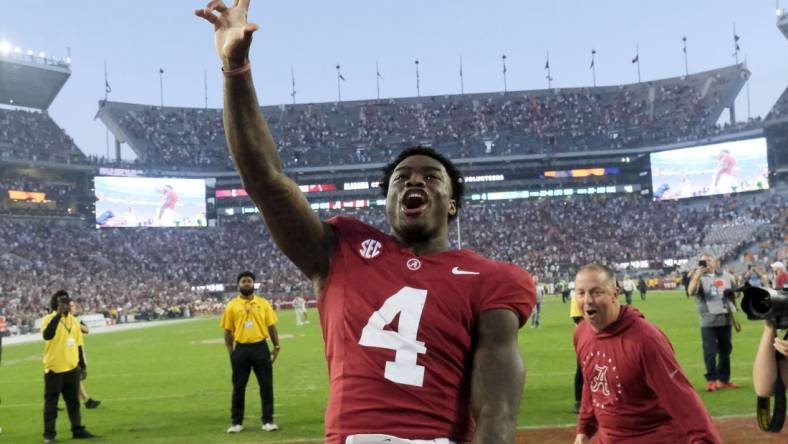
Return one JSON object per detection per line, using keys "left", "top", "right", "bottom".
{"left": 572, "top": 317, "right": 584, "bottom": 404}
{"left": 701, "top": 325, "right": 733, "bottom": 382}
{"left": 44, "top": 368, "right": 84, "bottom": 439}
{"left": 639, "top": 289, "right": 647, "bottom": 300}
{"left": 623, "top": 291, "right": 633, "bottom": 305}
{"left": 231, "top": 341, "right": 274, "bottom": 425}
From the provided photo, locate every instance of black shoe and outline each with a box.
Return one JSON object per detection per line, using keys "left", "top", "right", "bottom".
{"left": 85, "top": 399, "right": 101, "bottom": 409}
{"left": 72, "top": 428, "right": 95, "bottom": 439}
{"left": 573, "top": 401, "right": 580, "bottom": 414}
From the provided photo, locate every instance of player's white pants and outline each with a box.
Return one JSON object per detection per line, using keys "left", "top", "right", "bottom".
{"left": 711, "top": 173, "right": 734, "bottom": 194}
{"left": 346, "top": 434, "right": 456, "bottom": 444}
{"left": 295, "top": 308, "right": 308, "bottom": 325}
{"left": 158, "top": 208, "right": 176, "bottom": 227}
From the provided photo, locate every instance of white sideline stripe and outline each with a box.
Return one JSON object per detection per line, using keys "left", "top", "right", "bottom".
{"left": 1, "top": 392, "right": 297, "bottom": 408}
{"left": 2, "top": 317, "right": 206, "bottom": 346}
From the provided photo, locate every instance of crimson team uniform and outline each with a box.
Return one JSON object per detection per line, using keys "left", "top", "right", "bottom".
{"left": 717, "top": 153, "right": 735, "bottom": 176}
{"left": 319, "top": 217, "right": 536, "bottom": 444}
{"left": 574, "top": 306, "right": 721, "bottom": 444}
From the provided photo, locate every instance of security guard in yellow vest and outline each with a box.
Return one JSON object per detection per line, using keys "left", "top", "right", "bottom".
{"left": 41, "top": 290, "right": 95, "bottom": 442}
{"left": 221, "top": 271, "right": 280, "bottom": 433}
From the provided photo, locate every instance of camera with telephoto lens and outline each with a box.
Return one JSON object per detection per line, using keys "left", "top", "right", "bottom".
{"left": 740, "top": 285, "right": 788, "bottom": 329}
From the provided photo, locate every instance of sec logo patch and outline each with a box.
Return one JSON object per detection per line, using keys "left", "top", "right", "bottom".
{"left": 359, "top": 239, "right": 383, "bottom": 259}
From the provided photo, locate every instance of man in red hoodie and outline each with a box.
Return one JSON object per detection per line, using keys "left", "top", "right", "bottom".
{"left": 573, "top": 263, "right": 721, "bottom": 444}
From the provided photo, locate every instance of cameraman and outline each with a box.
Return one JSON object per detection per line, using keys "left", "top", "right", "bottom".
{"left": 687, "top": 252, "right": 740, "bottom": 392}
{"left": 753, "top": 320, "right": 788, "bottom": 397}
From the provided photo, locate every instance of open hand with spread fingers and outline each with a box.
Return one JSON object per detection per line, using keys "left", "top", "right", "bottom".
{"left": 195, "top": 0, "right": 258, "bottom": 70}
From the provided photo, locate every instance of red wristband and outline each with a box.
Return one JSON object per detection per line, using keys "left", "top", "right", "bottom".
{"left": 222, "top": 63, "right": 251, "bottom": 77}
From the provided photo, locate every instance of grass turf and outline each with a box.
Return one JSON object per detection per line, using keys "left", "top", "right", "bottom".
{"left": 0, "top": 290, "right": 766, "bottom": 442}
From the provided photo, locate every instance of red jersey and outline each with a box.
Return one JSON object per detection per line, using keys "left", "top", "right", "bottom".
{"left": 574, "top": 306, "right": 720, "bottom": 444}
{"left": 775, "top": 270, "right": 788, "bottom": 290}
{"left": 162, "top": 190, "right": 178, "bottom": 210}
{"left": 718, "top": 153, "right": 735, "bottom": 175}
{"left": 319, "top": 217, "right": 535, "bottom": 443}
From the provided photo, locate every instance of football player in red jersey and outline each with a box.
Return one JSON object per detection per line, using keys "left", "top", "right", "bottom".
{"left": 197, "top": 1, "right": 536, "bottom": 442}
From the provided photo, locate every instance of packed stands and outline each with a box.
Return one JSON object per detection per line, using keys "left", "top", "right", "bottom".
{"left": 99, "top": 65, "right": 748, "bottom": 170}
{"left": 0, "top": 108, "right": 86, "bottom": 164}
{"left": 1, "top": 188, "right": 784, "bottom": 335}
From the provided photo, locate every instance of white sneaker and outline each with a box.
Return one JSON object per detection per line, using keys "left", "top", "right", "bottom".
{"left": 261, "top": 422, "right": 279, "bottom": 432}
{"left": 226, "top": 424, "right": 244, "bottom": 433}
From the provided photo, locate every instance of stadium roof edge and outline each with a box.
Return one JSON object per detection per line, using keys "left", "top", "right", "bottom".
{"left": 0, "top": 54, "right": 71, "bottom": 110}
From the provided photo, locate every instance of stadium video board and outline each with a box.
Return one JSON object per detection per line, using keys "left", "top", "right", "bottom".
{"left": 650, "top": 138, "right": 769, "bottom": 200}
{"left": 94, "top": 177, "right": 208, "bottom": 228}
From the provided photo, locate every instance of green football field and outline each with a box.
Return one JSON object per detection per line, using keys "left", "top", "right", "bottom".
{"left": 0, "top": 290, "right": 767, "bottom": 443}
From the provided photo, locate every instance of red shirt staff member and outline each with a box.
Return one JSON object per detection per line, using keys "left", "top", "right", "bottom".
{"left": 573, "top": 264, "right": 721, "bottom": 444}
{"left": 196, "top": 1, "right": 536, "bottom": 442}
{"left": 221, "top": 271, "right": 280, "bottom": 433}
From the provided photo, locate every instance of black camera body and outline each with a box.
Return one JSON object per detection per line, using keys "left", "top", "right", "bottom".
{"left": 741, "top": 285, "right": 788, "bottom": 329}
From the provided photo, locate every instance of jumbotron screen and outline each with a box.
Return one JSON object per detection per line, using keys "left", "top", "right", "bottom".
{"left": 650, "top": 138, "right": 769, "bottom": 200}
{"left": 94, "top": 177, "right": 208, "bottom": 228}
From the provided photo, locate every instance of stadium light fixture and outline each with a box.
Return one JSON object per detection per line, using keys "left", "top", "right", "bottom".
{"left": 0, "top": 41, "right": 11, "bottom": 54}
{"left": 38, "top": 51, "right": 46, "bottom": 58}
{"left": 65, "top": 56, "right": 71, "bottom": 64}
{"left": 14, "top": 47, "right": 21, "bottom": 53}
{"left": 26, "top": 49, "right": 33, "bottom": 55}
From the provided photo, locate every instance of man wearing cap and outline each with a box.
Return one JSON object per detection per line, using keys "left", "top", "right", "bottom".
{"left": 221, "top": 271, "right": 280, "bottom": 433}
{"left": 772, "top": 261, "right": 787, "bottom": 290}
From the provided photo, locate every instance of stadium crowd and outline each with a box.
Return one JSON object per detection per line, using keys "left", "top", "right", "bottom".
{"left": 95, "top": 65, "right": 749, "bottom": 170}
{"left": 0, "top": 189, "right": 784, "bottom": 335}
{"left": 0, "top": 108, "right": 86, "bottom": 164}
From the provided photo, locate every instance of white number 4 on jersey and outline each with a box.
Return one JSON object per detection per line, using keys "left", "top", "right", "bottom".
{"left": 358, "top": 286, "right": 428, "bottom": 387}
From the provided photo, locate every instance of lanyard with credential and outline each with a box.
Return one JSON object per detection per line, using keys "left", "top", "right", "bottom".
{"left": 60, "top": 316, "right": 73, "bottom": 334}
{"left": 243, "top": 301, "right": 257, "bottom": 330}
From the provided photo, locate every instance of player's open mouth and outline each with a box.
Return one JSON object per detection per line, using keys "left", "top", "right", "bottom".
{"left": 401, "top": 189, "right": 428, "bottom": 216}
{"left": 585, "top": 308, "right": 598, "bottom": 319}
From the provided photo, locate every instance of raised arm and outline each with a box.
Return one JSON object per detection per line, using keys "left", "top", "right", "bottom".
{"left": 687, "top": 268, "right": 703, "bottom": 297}
{"left": 196, "top": 0, "right": 335, "bottom": 284}
{"left": 469, "top": 309, "right": 524, "bottom": 443}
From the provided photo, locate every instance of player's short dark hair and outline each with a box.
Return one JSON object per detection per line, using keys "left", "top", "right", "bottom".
{"left": 236, "top": 271, "right": 256, "bottom": 283}
{"left": 50, "top": 289, "right": 71, "bottom": 312}
{"left": 379, "top": 146, "right": 464, "bottom": 221}
{"left": 577, "top": 263, "right": 617, "bottom": 289}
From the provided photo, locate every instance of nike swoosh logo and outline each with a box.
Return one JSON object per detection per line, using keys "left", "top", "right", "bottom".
{"left": 452, "top": 266, "right": 480, "bottom": 275}
{"left": 669, "top": 368, "right": 679, "bottom": 378}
